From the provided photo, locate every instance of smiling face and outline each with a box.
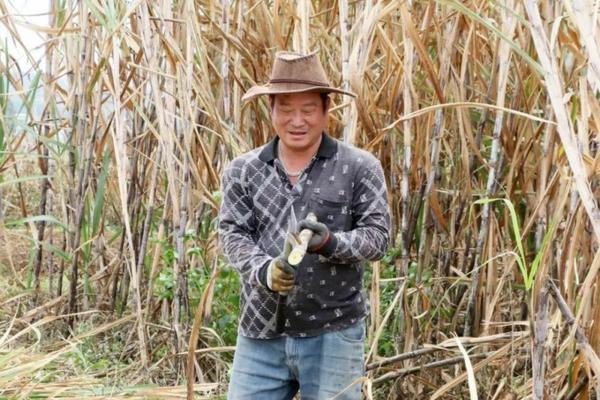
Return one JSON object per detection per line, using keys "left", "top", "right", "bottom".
{"left": 270, "top": 91, "right": 330, "bottom": 156}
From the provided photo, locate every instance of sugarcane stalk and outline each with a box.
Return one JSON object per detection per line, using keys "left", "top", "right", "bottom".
{"left": 565, "top": 0, "right": 600, "bottom": 93}
{"left": 288, "top": 213, "right": 317, "bottom": 266}
{"left": 111, "top": 3, "right": 147, "bottom": 372}
{"left": 399, "top": 0, "right": 414, "bottom": 279}
{"left": 47, "top": 193, "right": 54, "bottom": 296}
{"left": 339, "top": 0, "right": 351, "bottom": 143}
{"left": 548, "top": 279, "right": 600, "bottom": 398}
{"left": 67, "top": 5, "right": 93, "bottom": 326}
{"left": 178, "top": 3, "right": 198, "bottom": 381}
{"left": 295, "top": 0, "right": 310, "bottom": 53}
{"left": 532, "top": 278, "right": 550, "bottom": 400}
{"left": 221, "top": 0, "right": 230, "bottom": 125}
{"left": 534, "top": 105, "right": 555, "bottom": 253}
{"left": 464, "top": 0, "right": 516, "bottom": 337}
{"left": 274, "top": 213, "right": 318, "bottom": 333}
{"left": 139, "top": 147, "right": 162, "bottom": 306}
{"left": 524, "top": 0, "right": 600, "bottom": 241}
{"left": 231, "top": 2, "right": 243, "bottom": 132}
{"left": 373, "top": 353, "right": 494, "bottom": 385}
{"left": 398, "top": 0, "right": 436, "bottom": 275}
{"left": 415, "top": 14, "right": 458, "bottom": 285}
{"left": 174, "top": 150, "right": 191, "bottom": 370}
{"left": 33, "top": 144, "right": 50, "bottom": 306}
{"left": 118, "top": 131, "right": 142, "bottom": 312}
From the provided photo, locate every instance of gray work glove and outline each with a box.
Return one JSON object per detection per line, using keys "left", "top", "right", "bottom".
{"left": 267, "top": 257, "right": 296, "bottom": 293}
{"left": 298, "top": 219, "right": 337, "bottom": 255}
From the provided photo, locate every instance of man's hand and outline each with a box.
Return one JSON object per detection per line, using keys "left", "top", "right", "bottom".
{"left": 268, "top": 257, "right": 296, "bottom": 293}
{"left": 298, "top": 219, "right": 332, "bottom": 253}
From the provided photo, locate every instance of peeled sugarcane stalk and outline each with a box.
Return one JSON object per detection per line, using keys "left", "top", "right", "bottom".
{"left": 275, "top": 212, "right": 319, "bottom": 333}
{"left": 288, "top": 212, "right": 317, "bottom": 266}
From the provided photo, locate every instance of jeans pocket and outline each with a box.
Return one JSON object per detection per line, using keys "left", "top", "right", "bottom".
{"left": 334, "top": 322, "right": 365, "bottom": 343}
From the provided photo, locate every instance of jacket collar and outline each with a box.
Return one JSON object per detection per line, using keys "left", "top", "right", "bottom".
{"left": 258, "top": 132, "right": 336, "bottom": 163}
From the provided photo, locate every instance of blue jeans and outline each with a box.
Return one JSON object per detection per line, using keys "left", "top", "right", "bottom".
{"left": 227, "top": 322, "right": 365, "bottom": 400}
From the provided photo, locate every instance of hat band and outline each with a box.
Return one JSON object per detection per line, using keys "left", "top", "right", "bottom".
{"left": 269, "top": 78, "right": 329, "bottom": 87}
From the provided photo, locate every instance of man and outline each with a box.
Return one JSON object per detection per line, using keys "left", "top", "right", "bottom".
{"left": 219, "top": 51, "right": 390, "bottom": 399}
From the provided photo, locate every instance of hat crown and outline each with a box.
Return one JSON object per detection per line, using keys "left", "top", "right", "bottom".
{"left": 269, "top": 52, "right": 330, "bottom": 87}
{"left": 241, "top": 51, "right": 355, "bottom": 101}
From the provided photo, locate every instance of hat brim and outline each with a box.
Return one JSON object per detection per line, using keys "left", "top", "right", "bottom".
{"left": 242, "top": 83, "right": 356, "bottom": 102}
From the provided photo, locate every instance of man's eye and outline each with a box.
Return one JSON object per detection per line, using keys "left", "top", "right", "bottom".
{"left": 303, "top": 108, "right": 316, "bottom": 114}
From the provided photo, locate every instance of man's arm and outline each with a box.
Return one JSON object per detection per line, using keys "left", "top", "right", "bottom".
{"left": 307, "top": 158, "right": 390, "bottom": 263}
{"left": 218, "top": 160, "right": 272, "bottom": 287}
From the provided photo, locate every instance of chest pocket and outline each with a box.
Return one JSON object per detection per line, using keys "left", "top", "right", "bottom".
{"left": 308, "top": 191, "right": 351, "bottom": 232}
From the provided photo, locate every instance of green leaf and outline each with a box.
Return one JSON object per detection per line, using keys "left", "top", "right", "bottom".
{"left": 0, "top": 38, "right": 9, "bottom": 156}
{"left": 0, "top": 175, "right": 50, "bottom": 188}
{"left": 473, "top": 198, "right": 528, "bottom": 289}
{"left": 527, "top": 219, "right": 558, "bottom": 289}
{"left": 91, "top": 150, "right": 110, "bottom": 235}
{"left": 499, "top": 198, "right": 527, "bottom": 278}
{"left": 55, "top": 0, "right": 67, "bottom": 26}
{"left": 41, "top": 242, "right": 71, "bottom": 262}
{"left": 85, "top": 0, "right": 107, "bottom": 27}
{"left": 439, "top": 0, "right": 544, "bottom": 75}
{"left": 24, "top": 71, "right": 41, "bottom": 111}
{"left": 4, "top": 215, "right": 68, "bottom": 231}
{"left": 186, "top": 247, "right": 203, "bottom": 257}
{"left": 86, "top": 57, "right": 107, "bottom": 100}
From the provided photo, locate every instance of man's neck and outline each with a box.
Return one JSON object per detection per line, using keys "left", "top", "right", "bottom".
{"left": 277, "top": 136, "right": 322, "bottom": 166}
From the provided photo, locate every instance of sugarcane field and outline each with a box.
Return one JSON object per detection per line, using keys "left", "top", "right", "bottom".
{"left": 1, "top": 0, "right": 600, "bottom": 398}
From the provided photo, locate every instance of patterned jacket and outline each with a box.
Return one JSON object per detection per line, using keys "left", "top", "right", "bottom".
{"left": 218, "top": 133, "right": 390, "bottom": 339}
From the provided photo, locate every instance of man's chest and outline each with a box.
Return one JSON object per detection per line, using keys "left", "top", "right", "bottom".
{"left": 249, "top": 159, "right": 355, "bottom": 233}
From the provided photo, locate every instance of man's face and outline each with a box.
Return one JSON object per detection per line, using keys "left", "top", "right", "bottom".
{"left": 270, "top": 92, "right": 329, "bottom": 154}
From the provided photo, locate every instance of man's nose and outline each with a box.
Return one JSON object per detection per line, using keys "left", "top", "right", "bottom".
{"left": 290, "top": 111, "right": 305, "bottom": 126}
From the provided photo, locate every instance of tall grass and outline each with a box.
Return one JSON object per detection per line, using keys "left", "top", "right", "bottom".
{"left": 0, "top": 0, "right": 598, "bottom": 398}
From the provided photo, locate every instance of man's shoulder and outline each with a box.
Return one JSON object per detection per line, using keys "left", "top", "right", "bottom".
{"left": 225, "top": 145, "right": 268, "bottom": 174}
{"left": 334, "top": 139, "right": 380, "bottom": 167}
{"left": 230, "top": 145, "right": 266, "bottom": 165}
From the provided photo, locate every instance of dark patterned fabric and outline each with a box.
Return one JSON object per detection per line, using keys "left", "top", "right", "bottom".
{"left": 218, "top": 133, "right": 390, "bottom": 339}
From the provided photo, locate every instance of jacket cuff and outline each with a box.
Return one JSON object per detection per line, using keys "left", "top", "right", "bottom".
{"left": 316, "top": 233, "right": 337, "bottom": 257}
{"left": 257, "top": 259, "right": 273, "bottom": 290}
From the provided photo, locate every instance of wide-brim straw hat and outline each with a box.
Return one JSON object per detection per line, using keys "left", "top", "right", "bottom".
{"left": 242, "top": 51, "right": 356, "bottom": 102}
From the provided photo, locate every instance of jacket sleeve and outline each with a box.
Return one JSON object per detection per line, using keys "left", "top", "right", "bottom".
{"left": 218, "top": 160, "right": 272, "bottom": 287}
{"left": 320, "top": 158, "right": 390, "bottom": 263}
